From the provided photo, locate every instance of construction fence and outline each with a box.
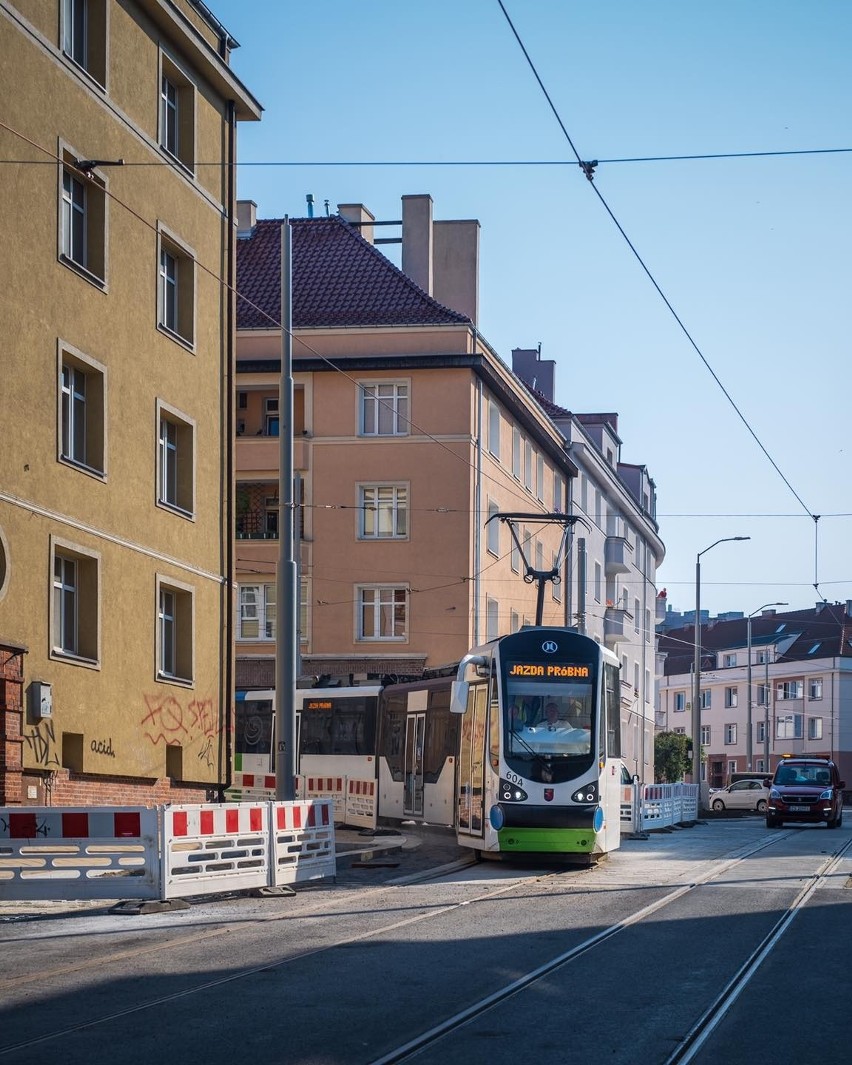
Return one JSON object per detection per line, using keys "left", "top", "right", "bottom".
{"left": 0, "top": 799, "right": 335, "bottom": 904}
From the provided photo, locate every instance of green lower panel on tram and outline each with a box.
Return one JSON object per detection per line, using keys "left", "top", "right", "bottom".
{"left": 497, "top": 826, "right": 597, "bottom": 854}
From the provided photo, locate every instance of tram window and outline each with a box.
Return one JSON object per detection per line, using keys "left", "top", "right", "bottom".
{"left": 422, "top": 689, "right": 460, "bottom": 782}
{"left": 235, "top": 698, "right": 273, "bottom": 757}
{"left": 380, "top": 695, "right": 407, "bottom": 782}
{"left": 300, "top": 695, "right": 377, "bottom": 756}
{"left": 605, "top": 662, "right": 622, "bottom": 757}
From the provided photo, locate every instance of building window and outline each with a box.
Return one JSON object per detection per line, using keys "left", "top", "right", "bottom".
{"left": 756, "top": 757, "right": 766, "bottom": 774}
{"left": 358, "top": 586, "right": 407, "bottom": 641}
{"left": 488, "top": 401, "right": 500, "bottom": 459}
{"left": 594, "top": 561, "right": 602, "bottom": 603}
{"left": 238, "top": 584, "right": 275, "bottom": 640}
{"left": 511, "top": 533, "right": 520, "bottom": 573}
{"left": 723, "top": 653, "right": 737, "bottom": 667}
{"left": 551, "top": 553, "right": 561, "bottom": 603}
{"left": 757, "top": 683, "right": 770, "bottom": 706}
{"left": 700, "top": 689, "right": 711, "bottom": 710}
{"left": 157, "top": 402, "right": 195, "bottom": 517}
{"left": 776, "top": 713, "right": 803, "bottom": 740}
{"left": 264, "top": 397, "right": 279, "bottom": 437}
{"left": 58, "top": 344, "right": 106, "bottom": 476}
{"left": 51, "top": 539, "right": 99, "bottom": 663}
{"left": 264, "top": 497, "right": 279, "bottom": 539}
{"left": 510, "top": 609, "right": 519, "bottom": 634}
{"left": 756, "top": 721, "right": 766, "bottom": 743}
{"left": 60, "top": 152, "right": 106, "bottom": 283}
{"left": 808, "top": 717, "right": 823, "bottom": 740}
{"left": 158, "top": 228, "right": 196, "bottom": 346}
{"left": 486, "top": 500, "right": 500, "bottom": 555}
{"left": 728, "top": 760, "right": 737, "bottom": 776}
{"left": 777, "top": 680, "right": 804, "bottom": 701}
{"left": 634, "top": 598, "right": 640, "bottom": 632}
{"left": 359, "top": 485, "right": 408, "bottom": 539}
{"left": 553, "top": 473, "right": 562, "bottom": 513}
{"left": 359, "top": 381, "right": 408, "bottom": 436}
{"left": 486, "top": 596, "right": 499, "bottom": 641}
{"left": 724, "top": 686, "right": 738, "bottom": 709}
{"left": 159, "top": 55, "right": 196, "bottom": 172}
{"left": 512, "top": 427, "right": 521, "bottom": 479}
{"left": 755, "top": 650, "right": 769, "bottom": 665}
{"left": 62, "top": 0, "right": 107, "bottom": 85}
{"left": 157, "top": 578, "right": 193, "bottom": 682}
{"left": 674, "top": 691, "right": 686, "bottom": 712}
{"left": 700, "top": 725, "right": 711, "bottom": 746}
{"left": 724, "top": 723, "right": 737, "bottom": 745}
{"left": 808, "top": 677, "right": 823, "bottom": 700}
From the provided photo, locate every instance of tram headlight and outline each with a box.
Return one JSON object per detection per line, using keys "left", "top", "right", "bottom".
{"left": 499, "top": 778, "right": 528, "bottom": 802}
{"left": 489, "top": 804, "right": 505, "bottom": 830}
{"left": 572, "top": 782, "right": 598, "bottom": 804}
{"left": 593, "top": 806, "right": 605, "bottom": 832}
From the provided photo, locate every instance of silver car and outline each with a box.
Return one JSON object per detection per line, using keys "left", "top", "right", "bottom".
{"left": 710, "top": 779, "right": 769, "bottom": 812}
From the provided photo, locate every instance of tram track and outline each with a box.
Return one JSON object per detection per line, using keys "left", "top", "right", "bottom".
{"left": 0, "top": 828, "right": 837, "bottom": 1061}
{"left": 367, "top": 830, "right": 849, "bottom": 1065}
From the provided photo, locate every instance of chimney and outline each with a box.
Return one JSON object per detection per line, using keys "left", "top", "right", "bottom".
{"left": 846, "top": 600, "right": 852, "bottom": 616}
{"left": 512, "top": 347, "right": 556, "bottom": 401}
{"left": 236, "top": 199, "right": 257, "bottom": 238}
{"left": 338, "top": 202, "right": 375, "bottom": 245}
{"left": 433, "top": 218, "right": 479, "bottom": 324}
{"left": 401, "top": 194, "right": 433, "bottom": 295}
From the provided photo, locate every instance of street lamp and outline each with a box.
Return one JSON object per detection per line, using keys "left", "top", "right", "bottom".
{"left": 746, "top": 601, "right": 787, "bottom": 771}
{"left": 693, "top": 537, "right": 750, "bottom": 791}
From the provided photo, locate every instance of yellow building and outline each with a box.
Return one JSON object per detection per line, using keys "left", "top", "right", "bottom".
{"left": 234, "top": 195, "right": 576, "bottom": 691}
{"left": 0, "top": 0, "right": 261, "bottom": 806}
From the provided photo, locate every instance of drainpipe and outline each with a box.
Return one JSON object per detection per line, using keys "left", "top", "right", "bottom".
{"left": 473, "top": 330, "right": 483, "bottom": 644}
{"left": 220, "top": 100, "right": 236, "bottom": 801}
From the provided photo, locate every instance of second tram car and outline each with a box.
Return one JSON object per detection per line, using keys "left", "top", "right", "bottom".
{"left": 450, "top": 626, "right": 622, "bottom": 858}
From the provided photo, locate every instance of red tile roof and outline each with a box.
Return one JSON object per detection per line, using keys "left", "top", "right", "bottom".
{"left": 236, "top": 216, "right": 471, "bottom": 330}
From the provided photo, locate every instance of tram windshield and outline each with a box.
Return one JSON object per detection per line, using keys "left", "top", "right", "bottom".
{"left": 504, "top": 665, "right": 594, "bottom": 760}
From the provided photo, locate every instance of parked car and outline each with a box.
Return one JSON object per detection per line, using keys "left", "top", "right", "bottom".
{"left": 710, "top": 779, "right": 769, "bottom": 812}
{"left": 766, "top": 758, "right": 845, "bottom": 829}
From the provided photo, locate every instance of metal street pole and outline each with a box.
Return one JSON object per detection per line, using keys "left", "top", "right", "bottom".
{"left": 693, "top": 537, "right": 750, "bottom": 792}
{"left": 275, "top": 218, "right": 296, "bottom": 801}
{"left": 746, "top": 601, "right": 787, "bottom": 771}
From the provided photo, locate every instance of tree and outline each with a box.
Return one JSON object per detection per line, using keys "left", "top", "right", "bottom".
{"left": 654, "top": 731, "right": 691, "bottom": 783}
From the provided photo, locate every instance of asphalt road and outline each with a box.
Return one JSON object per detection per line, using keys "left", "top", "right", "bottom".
{"left": 2, "top": 818, "right": 850, "bottom": 1065}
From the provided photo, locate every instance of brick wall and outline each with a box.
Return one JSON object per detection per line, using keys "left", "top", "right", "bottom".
{"left": 0, "top": 643, "right": 26, "bottom": 806}
{"left": 44, "top": 769, "right": 218, "bottom": 807}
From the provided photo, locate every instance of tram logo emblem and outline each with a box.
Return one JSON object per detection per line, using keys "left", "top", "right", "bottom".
{"left": 544, "top": 788, "right": 554, "bottom": 801}
{"left": 541, "top": 640, "right": 558, "bottom": 654}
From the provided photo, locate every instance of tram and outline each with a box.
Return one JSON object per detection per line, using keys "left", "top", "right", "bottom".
{"left": 450, "top": 626, "right": 623, "bottom": 859}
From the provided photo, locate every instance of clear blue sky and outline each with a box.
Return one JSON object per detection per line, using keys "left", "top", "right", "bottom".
{"left": 213, "top": 0, "right": 851, "bottom": 618}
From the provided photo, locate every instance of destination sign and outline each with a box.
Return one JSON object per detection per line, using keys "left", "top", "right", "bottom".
{"left": 508, "top": 663, "right": 591, "bottom": 678}
{"left": 305, "top": 700, "right": 333, "bottom": 710}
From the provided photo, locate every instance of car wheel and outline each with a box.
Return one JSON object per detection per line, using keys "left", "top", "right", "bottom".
{"left": 766, "top": 817, "right": 780, "bottom": 828}
{"left": 756, "top": 799, "right": 767, "bottom": 812}
{"left": 827, "top": 815, "right": 839, "bottom": 829}
{"left": 838, "top": 809, "right": 843, "bottom": 828}
{"left": 712, "top": 799, "right": 724, "bottom": 812}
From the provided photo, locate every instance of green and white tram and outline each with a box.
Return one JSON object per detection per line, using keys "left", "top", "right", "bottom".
{"left": 450, "top": 626, "right": 623, "bottom": 860}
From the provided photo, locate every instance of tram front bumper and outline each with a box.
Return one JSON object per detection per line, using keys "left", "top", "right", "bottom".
{"left": 496, "top": 804, "right": 601, "bottom": 855}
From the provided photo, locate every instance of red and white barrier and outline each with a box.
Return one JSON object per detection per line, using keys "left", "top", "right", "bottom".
{"left": 225, "top": 771, "right": 277, "bottom": 802}
{"left": 344, "top": 778, "right": 378, "bottom": 830}
{"left": 304, "top": 776, "right": 346, "bottom": 824}
{"left": 162, "top": 802, "right": 269, "bottom": 898}
{"left": 0, "top": 806, "right": 160, "bottom": 901}
{"left": 270, "top": 800, "right": 336, "bottom": 885}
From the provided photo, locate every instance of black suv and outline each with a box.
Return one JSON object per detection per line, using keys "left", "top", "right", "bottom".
{"left": 766, "top": 758, "right": 845, "bottom": 829}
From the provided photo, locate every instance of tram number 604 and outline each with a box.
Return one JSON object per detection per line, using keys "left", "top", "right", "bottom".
{"left": 505, "top": 769, "right": 524, "bottom": 786}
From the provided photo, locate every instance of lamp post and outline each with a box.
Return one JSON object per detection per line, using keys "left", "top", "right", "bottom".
{"left": 693, "top": 537, "right": 750, "bottom": 791}
{"left": 746, "top": 601, "right": 787, "bottom": 771}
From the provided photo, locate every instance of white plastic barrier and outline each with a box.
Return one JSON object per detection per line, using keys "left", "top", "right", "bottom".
{"left": 344, "top": 778, "right": 378, "bottom": 830}
{"left": 0, "top": 807, "right": 161, "bottom": 901}
{"left": 303, "top": 776, "right": 346, "bottom": 824}
{"left": 619, "top": 783, "right": 700, "bottom": 833}
{"left": 162, "top": 802, "right": 270, "bottom": 898}
{"left": 270, "top": 800, "right": 336, "bottom": 885}
{"left": 225, "top": 771, "right": 276, "bottom": 803}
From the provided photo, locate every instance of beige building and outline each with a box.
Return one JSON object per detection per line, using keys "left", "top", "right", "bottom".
{"left": 0, "top": 0, "right": 260, "bottom": 806}
{"left": 234, "top": 195, "right": 577, "bottom": 690}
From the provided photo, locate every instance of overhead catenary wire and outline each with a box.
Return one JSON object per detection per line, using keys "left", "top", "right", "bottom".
{"left": 496, "top": 0, "right": 825, "bottom": 594}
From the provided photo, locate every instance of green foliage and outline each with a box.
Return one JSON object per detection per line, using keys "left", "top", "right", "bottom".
{"left": 654, "top": 731, "right": 691, "bottom": 783}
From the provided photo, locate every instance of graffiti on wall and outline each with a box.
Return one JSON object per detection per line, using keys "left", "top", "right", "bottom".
{"left": 22, "top": 717, "right": 60, "bottom": 769}
{"left": 140, "top": 692, "right": 221, "bottom": 770}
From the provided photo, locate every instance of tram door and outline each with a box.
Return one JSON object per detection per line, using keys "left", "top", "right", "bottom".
{"left": 457, "top": 684, "right": 487, "bottom": 838}
{"left": 403, "top": 712, "right": 426, "bottom": 817}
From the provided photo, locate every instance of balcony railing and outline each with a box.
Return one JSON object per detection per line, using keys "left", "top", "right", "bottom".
{"left": 236, "top": 509, "right": 278, "bottom": 540}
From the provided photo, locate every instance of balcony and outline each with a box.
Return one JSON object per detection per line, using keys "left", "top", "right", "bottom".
{"left": 236, "top": 508, "right": 278, "bottom": 541}
{"left": 604, "top": 605, "right": 632, "bottom": 648}
{"left": 604, "top": 536, "right": 632, "bottom": 575}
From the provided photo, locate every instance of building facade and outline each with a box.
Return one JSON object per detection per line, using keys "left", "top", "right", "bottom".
{"left": 657, "top": 602, "right": 852, "bottom": 789}
{"left": 0, "top": 0, "right": 260, "bottom": 805}
{"left": 234, "top": 195, "right": 578, "bottom": 689}
{"left": 511, "top": 350, "right": 665, "bottom": 781}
